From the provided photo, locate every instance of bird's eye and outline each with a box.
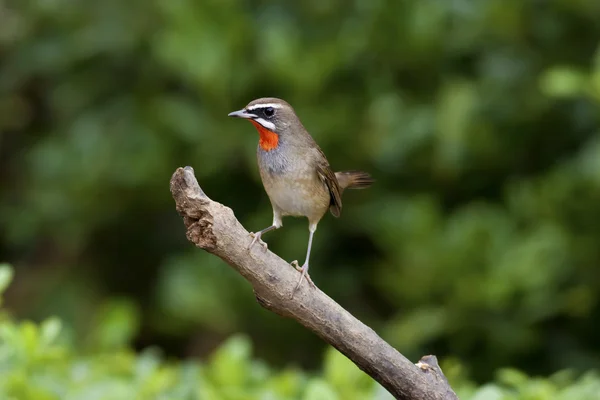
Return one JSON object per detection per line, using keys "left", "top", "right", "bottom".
{"left": 264, "top": 107, "right": 275, "bottom": 117}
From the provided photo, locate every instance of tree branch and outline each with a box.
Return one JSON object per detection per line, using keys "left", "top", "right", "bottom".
{"left": 170, "top": 166, "right": 458, "bottom": 400}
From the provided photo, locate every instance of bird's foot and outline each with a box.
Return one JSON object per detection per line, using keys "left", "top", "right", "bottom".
{"left": 290, "top": 260, "right": 300, "bottom": 271}
{"left": 290, "top": 260, "right": 315, "bottom": 295}
{"left": 248, "top": 232, "right": 268, "bottom": 252}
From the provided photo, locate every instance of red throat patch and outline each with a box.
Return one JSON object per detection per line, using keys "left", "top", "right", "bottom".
{"left": 250, "top": 120, "right": 279, "bottom": 151}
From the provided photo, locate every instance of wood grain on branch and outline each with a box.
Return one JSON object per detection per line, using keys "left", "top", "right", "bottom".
{"left": 170, "top": 166, "right": 458, "bottom": 400}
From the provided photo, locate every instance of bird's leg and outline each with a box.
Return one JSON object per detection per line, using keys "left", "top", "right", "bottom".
{"left": 293, "top": 223, "right": 317, "bottom": 292}
{"left": 249, "top": 225, "right": 276, "bottom": 251}
{"left": 291, "top": 260, "right": 315, "bottom": 289}
{"left": 249, "top": 213, "right": 282, "bottom": 252}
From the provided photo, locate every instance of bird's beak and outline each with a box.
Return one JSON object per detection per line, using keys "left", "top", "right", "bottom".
{"left": 228, "top": 109, "right": 257, "bottom": 119}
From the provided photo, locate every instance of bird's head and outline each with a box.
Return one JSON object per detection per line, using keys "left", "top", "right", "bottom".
{"left": 228, "top": 97, "right": 302, "bottom": 151}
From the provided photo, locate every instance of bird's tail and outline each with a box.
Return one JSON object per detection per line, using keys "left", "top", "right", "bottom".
{"left": 335, "top": 170, "right": 374, "bottom": 190}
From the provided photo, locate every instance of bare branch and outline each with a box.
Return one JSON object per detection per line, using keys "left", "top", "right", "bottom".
{"left": 170, "top": 166, "right": 458, "bottom": 400}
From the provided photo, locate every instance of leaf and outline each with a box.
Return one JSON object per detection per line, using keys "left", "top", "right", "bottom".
{"left": 470, "top": 384, "right": 505, "bottom": 400}
{"left": 0, "top": 264, "right": 14, "bottom": 295}
{"left": 88, "top": 298, "right": 140, "bottom": 350}
{"left": 208, "top": 334, "right": 252, "bottom": 388}
{"left": 302, "top": 378, "right": 339, "bottom": 400}
{"left": 40, "top": 317, "right": 62, "bottom": 346}
{"left": 539, "top": 67, "right": 587, "bottom": 97}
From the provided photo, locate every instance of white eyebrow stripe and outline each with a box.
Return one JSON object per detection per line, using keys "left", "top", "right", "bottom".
{"left": 246, "top": 103, "right": 283, "bottom": 110}
{"left": 253, "top": 118, "right": 276, "bottom": 131}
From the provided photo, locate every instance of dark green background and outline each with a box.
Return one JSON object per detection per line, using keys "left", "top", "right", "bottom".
{"left": 1, "top": 0, "right": 600, "bottom": 383}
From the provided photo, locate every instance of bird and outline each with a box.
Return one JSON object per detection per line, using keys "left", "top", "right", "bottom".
{"left": 228, "top": 97, "right": 373, "bottom": 292}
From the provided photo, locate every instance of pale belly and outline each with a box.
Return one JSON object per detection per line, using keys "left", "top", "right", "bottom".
{"left": 263, "top": 172, "right": 330, "bottom": 220}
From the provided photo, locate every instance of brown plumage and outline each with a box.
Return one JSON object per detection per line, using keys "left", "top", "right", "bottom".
{"left": 228, "top": 97, "right": 373, "bottom": 292}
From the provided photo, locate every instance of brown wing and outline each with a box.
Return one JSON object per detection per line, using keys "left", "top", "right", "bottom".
{"left": 316, "top": 158, "right": 342, "bottom": 218}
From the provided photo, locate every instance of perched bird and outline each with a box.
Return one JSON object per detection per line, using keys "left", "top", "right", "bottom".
{"left": 228, "top": 97, "right": 373, "bottom": 291}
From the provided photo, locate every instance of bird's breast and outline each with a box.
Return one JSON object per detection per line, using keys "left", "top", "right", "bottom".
{"left": 257, "top": 148, "right": 329, "bottom": 219}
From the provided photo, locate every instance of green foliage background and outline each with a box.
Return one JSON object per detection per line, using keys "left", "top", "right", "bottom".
{"left": 1, "top": 0, "right": 600, "bottom": 395}
{"left": 0, "top": 264, "right": 599, "bottom": 400}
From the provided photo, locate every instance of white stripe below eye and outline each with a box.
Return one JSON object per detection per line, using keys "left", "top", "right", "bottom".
{"left": 254, "top": 118, "right": 276, "bottom": 131}
{"left": 246, "top": 103, "right": 283, "bottom": 110}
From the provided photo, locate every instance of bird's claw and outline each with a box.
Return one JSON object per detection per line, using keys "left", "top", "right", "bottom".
{"left": 290, "top": 261, "right": 316, "bottom": 296}
{"left": 248, "top": 232, "right": 268, "bottom": 252}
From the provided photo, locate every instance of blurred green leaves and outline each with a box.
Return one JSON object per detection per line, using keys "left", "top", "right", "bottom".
{"left": 0, "top": 264, "right": 14, "bottom": 298}
{"left": 0, "top": 266, "right": 598, "bottom": 399}
{"left": 461, "top": 370, "right": 600, "bottom": 400}
{"left": 86, "top": 298, "right": 140, "bottom": 351}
